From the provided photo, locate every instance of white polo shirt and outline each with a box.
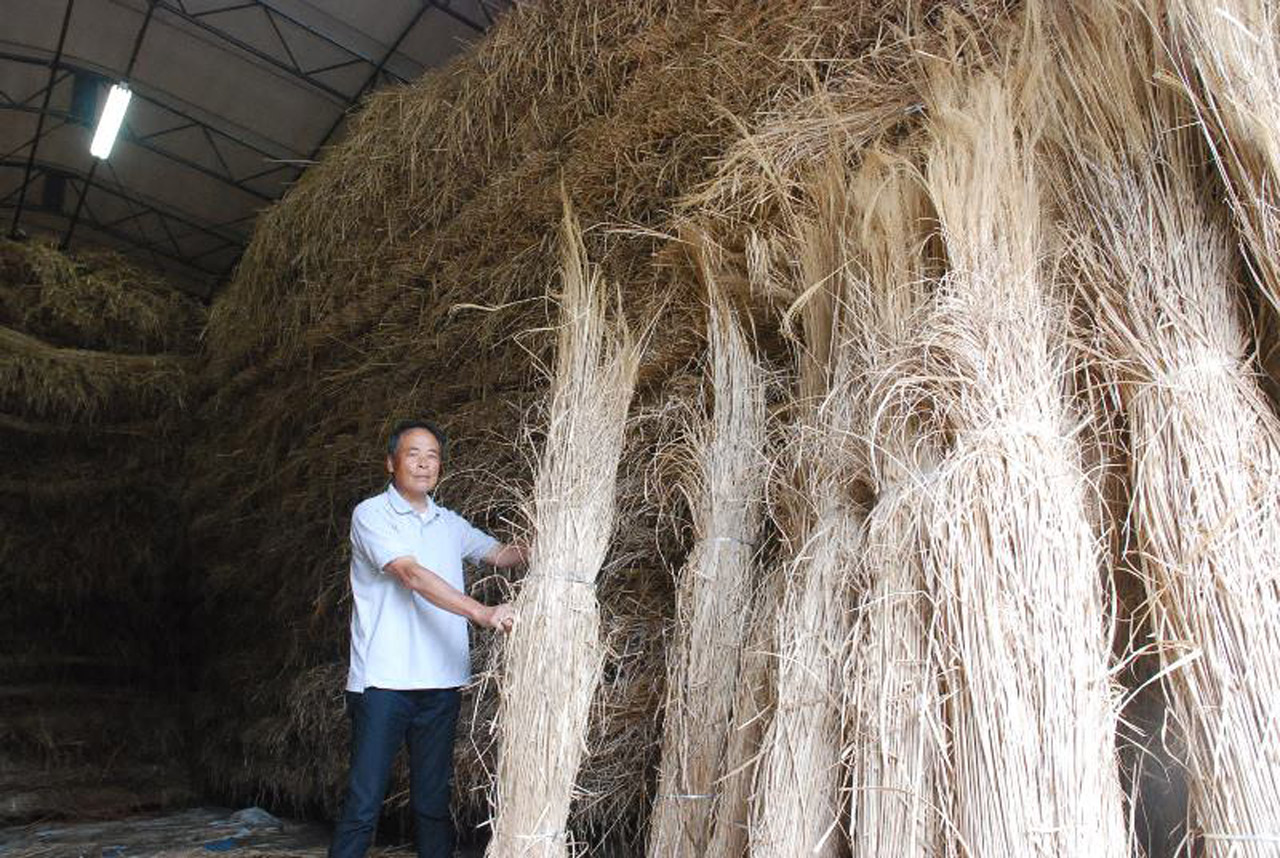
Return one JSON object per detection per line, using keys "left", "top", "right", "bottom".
{"left": 345, "top": 484, "right": 499, "bottom": 692}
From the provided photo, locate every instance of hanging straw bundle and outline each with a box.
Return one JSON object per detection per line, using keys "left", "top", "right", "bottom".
{"left": 704, "top": 302, "right": 788, "bottom": 857}
{"left": 748, "top": 164, "right": 865, "bottom": 858}
{"left": 840, "top": 150, "right": 948, "bottom": 858}
{"left": 1045, "top": 2, "right": 1280, "bottom": 850}
{"left": 484, "top": 201, "right": 640, "bottom": 858}
{"left": 646, "top": 257, "right": 768, "bottom": 857}
{"left": 1158, "top": 0, "right": 1280, "bottom": 313}
{"left": 916, "top": 57, "right": 1128, "bottom": 857}
{"left": 703, "top": 556, "right": 781, "bottom": 858}
{"left": 750, "top": 487, "right": 860, "bottom": 858}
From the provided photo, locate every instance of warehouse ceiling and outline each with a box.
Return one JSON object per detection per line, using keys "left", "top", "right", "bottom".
{"left": 0, "top": 0, "right": 510, "bottom": 298}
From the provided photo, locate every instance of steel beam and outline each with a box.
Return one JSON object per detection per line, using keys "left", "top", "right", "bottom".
{"left": 0, "top": 53, "right": 300, "bottom": 202}
{"left": 8, "top": 0, "right": 75, "bottom": 238}
{"left": 1, "top": 158, "right": 242, "bottom": 276}
{"left": 429, "top": 0, "right": 487, "bottom": 34}
{"left": 152, "top": 0, "right": 407, "bottom": 103}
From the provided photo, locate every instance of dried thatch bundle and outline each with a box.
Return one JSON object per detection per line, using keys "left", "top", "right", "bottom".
{"left": 484, "top": 204, "right": 640, "bottom": 858}
{"left": 1045, "top": 1, "right": 1280, "bottom": 849}
{"left": 646, "top": 262, "right": 767, "bottom": 857}
{"left": 750, "top": 487, "right": 859, "bottom": 858}
{"left": 1069, "top": 316, "right": 1195, "bottom": 856}
{"left": 915, "top": 54, "right": 1127, "bottom": 857}
{"left": 703, "top": 559, "right": 780, "bottom": 858}
{"left": 839, "top": 150, "right": 947, "bottom": 858}
{"left": 1157, "top": 0, "right": 1280, "bottom": 314}
{"left": 747, "top": 168, "right": 866, "bottom": 858}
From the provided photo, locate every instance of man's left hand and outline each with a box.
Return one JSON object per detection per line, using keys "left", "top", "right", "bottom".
{"left": 483, "top": 603, "right": 516, "bottom": 633}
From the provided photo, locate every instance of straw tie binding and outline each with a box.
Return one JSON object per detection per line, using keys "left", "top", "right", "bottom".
{"left": 514, "top": 829, "right": 569, "bottom": 842}
{"left": 1140, "top": 355, "right": 1237, "bottom": 392}
{"left": 957, "top": 418, "right": 1062, "bottom": 442}
{"left": 533, "top": 572, "right": 597, "bottom": 585}
{"left": 707, "top": 535, "right": 756, "bottom": 549}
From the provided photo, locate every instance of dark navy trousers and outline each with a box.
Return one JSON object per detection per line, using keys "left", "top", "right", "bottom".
{"left": 328, "top": 687, "right": 462, "bottom": 858}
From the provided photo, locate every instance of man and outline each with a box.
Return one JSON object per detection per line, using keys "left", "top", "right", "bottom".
{"left": 330, "top": 419, "right": 525, "bottom": 858}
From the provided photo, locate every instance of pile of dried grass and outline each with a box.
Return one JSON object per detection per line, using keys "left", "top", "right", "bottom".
{"left": 0, "top": 239, "right": 199, "bottom": 423}
{"left": 0, "top": 323, "right": 193, "bottom": 422}
{"left": 0, "top": 681, "right": 194, "bottom": 825}
{"left": 0, "top": 238, "right": 204, "bottom": 352}
{"left": 1046, "top": 0, "right": 1280, "bottom": 849}
{"left": 0, "top": 239, "right": 201, "bottom": 652}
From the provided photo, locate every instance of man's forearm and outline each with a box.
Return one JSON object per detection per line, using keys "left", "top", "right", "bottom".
{"left": 487, "top": 543, "right": 529, "bottom": 569}
{"left": 396, "top": 561, "right": 490, "bottom": 624}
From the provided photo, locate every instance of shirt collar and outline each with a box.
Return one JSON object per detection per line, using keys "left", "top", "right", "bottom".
{"left": 386, "top": 482, "right": 437, "bottom": 520}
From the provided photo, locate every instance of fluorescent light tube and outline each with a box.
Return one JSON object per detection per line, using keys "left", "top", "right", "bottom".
{"left": 89, "top": 83, "right": 132, "bottom": 159}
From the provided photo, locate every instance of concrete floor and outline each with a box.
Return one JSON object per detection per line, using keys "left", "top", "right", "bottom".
{"left": 0, "top": 806, "right": 499, "bottom": 857}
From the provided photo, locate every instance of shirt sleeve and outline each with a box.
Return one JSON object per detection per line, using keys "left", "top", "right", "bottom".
{"left": 457, "top": 515, "right": 500, "bottom": 564}
{"left": 351, "top": 505, "right": 414, "bottom": 572}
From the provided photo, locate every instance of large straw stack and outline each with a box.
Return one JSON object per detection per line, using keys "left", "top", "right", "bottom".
{"left": 0, "top": 324, "right": 192, "bottom": 421}
{"left": 0, "top": 240, "right": 196, "bottom": 423}
{"left": 0, "top": 238, "right": 200, "bottom": 660}
{"left": 484, "top": 203, "right": 640, "bottom": 858}
{"left": 184, "top": 0, "right": 1045, "bottom": 835}
{"left": 841, "top": 150, "right": 947, "bottom": 858}
{"left": 646, "top": 262, "right": 767, "bottom": 857}
{"left": 916, "top": 54, "right": 1128, "bottom": 857}
{"left": 1046, "top": 2, "right": 1280, "bottom": 851}
{"left": 0, "top": 238, "right": 202, "bottom": 822}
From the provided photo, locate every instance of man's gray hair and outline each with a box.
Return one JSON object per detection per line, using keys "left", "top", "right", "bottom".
{"left": 386, "top": 419, "right": 447, "bottom": 458}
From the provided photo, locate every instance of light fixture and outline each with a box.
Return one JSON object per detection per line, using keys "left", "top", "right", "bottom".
{"left": 89, "top": 82, "right": 132, "bottom": 159}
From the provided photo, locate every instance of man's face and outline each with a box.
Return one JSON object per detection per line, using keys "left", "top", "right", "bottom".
{"left": 386, "top": 428, "right": 442, "bottom": 498}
